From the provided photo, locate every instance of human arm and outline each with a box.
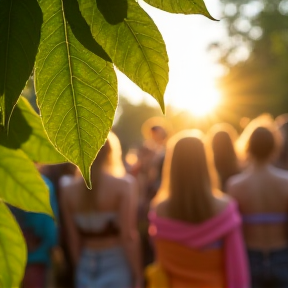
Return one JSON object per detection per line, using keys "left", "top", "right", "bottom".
{"left": 119, "top": 177, "right": 143, "bottom": 287}
{"left": 28, "top": 177, "right": 58, "bottom": 264}
{"left": 27, "top": 214, "right": 58, "bottom": 264}
{"left": 60, "top": 188, "right": 81, "bottom": 267}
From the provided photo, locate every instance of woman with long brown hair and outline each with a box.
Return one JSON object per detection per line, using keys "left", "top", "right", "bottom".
{"left": 209, "top": 123, "right": 240, "bottom": 192}
{"left": 60, "top": 132, "right": 142, "bottom": 288}
{"left": 148, "top": 130, "right": 249, "bottom": 288}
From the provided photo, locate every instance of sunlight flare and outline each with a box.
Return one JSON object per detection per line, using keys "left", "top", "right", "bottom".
{"left": 168, "top": 82, "right": 221, "bottom": 117}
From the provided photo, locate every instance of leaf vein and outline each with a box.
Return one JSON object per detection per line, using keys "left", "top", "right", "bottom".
{"left": 70, "top": 56, "right": 116, "bottom": 92}
{"left": 37, "top": 41, "right": 66, "bottom": 76}
{"left": 73, "top": 77, "right": 115, "bottom": 109}
{"left": 45, "top": 83, "right": 70, "bottom": 124}
{"left": 53, "top": 106, "right": 74, "bottom": 145}
{"left": 78, "top": 92, "right": 105, "bottom": 115}
{"left": 38, "top": 65, "right": 68, "bottom": 109}
{"left": 124, "top": 19, "right": 162, "bottom": 97}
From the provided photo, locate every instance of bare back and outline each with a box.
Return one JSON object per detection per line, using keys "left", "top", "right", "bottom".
{"left": 61, "top": 173, "right": 137, "bottom": 251}
{"left": 227, "top": 165, "right": 288, "bottom": 250}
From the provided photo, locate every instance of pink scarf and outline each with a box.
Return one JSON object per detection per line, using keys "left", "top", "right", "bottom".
{"left": 149, "top": 200, "right": 250, "bottom": 288}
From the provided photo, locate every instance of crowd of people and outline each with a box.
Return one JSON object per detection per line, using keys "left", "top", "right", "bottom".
{"left": 15, "top": 114, "right": 288, "bottom": 288}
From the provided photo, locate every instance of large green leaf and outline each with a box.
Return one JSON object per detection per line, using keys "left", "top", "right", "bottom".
{"left": 0, "top": 0, "right": 42, "bottom": 127}
{"left": 35, "top": 0, "right": 118, "bottom": 188}
{"left": 143, "top": 0, "right": 216, "bottom": 19}
{"left": 0, "top": 201, "right": 26, "bottom": 288}
{"left": 0, "top": 144, "right": 53, "bottom": 215}
{"left": 5, "top": 96, "right": 67, "bottom": 164}
{"left": 78, "top": 0, "right": 168, "bottom": 113}
{"left": 62, "top": 0, "right": 111, "bottom": 62}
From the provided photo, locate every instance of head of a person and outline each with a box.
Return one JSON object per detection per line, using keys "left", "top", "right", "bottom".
{"left": 210, "top": 125, "right": 239, "bottom": 188}
{"left": 80, "top": 132, "right": 125, "bottom": 212}
{"left": 157, "top": 130, "right": 214, "bottom": 223}
{"left": 150, "top": 125, "right": 167, "bottom": 145}
{"left": 212, "top": 130, "right": 236, "bottom": 159}
{"left": 91, "top": 131, "right": 125, "bottom": 181}
{"left": 236, "top": 114, "right": 281, "bottom": 165}
{"left": 170, "top": 133, "right": 210, "bottom": 192}
{"left": 247, "top": 127, "right": 277, "bottom": 163}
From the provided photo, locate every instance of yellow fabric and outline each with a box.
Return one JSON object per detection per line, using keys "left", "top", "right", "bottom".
{"left": 146, "top": 262, "right": 170, "bottom": 288}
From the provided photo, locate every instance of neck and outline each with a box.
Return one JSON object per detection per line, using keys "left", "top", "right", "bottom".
{"left": 248, "top": 160, "right": 272, "bottom": 172}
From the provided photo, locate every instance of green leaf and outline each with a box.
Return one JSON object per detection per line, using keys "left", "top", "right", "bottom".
{"left": 62, "top": 0, "right": 111, "bottom": 62}
{"left": 0, "top": 144, "right": 53, "bottom": 215}
{"left": 6, "top": 96, "right": 67, "bottom": 164}
{"left": 78, "top": 0, "right": 168, "bottom": 113}
{"left": 0, "top": 201, "right": 27, "bottom": 288}
{"left": 143, "top": 0, "right": 216, "bottom": 20}
{"left": 35, "top": 0, "right": 118, "bottom": 188}
{"left": 0, "top": 0, "right": 42, "bottom": 127}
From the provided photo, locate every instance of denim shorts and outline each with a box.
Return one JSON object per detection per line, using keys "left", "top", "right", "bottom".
{"left": 76, "top": 246, "right": 132, "bottom": 288}
{"left": 248, "top": 248, "right": 288, "bottom": 288}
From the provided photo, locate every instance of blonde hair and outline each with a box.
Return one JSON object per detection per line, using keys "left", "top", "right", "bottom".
{"left": 102, "top": 131, "right": 126, "bottom": 178}
{"left": 155, "top": 130, "right": 214, "bottom": 223}
{"left": 78, "top": 131, "right": 125, "bottom": 212}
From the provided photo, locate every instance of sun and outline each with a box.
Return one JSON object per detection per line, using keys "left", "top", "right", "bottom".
{"left": 167, "top": 82, "right": 221, "bottom": 117}
{"left": 187, "top": 89, "right": 221, "bottom": 117}
{"left": 116, "top": 1, "right": 223, "bottom": 118}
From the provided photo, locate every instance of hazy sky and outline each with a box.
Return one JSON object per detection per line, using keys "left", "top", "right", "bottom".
{"left": 117, "top": 0, "right": 226, "bottom": 115}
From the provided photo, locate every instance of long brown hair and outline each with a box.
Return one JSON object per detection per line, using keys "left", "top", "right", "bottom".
{"left": 78, "top": 132, "right": 126, "bottom": 212}
{"left": 209, "top": 123, "right": 239, "bottom": 191}
{"left": 156, "top": 130, "right": 214, "bottom": 223}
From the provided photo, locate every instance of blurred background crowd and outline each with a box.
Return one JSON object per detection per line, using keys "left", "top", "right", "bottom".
{"left": 15, "top": 113, "right": 288, "bottom": 288}
{"left": 17, "top": 0, "right": 288, "bottom": 287}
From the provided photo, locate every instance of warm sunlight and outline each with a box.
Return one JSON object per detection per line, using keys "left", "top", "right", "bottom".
{"left": 168, "top": 82, "right": 221, "bottom": 117}
{"left": 117, "top": 0, "right": 224, "bottom": 118}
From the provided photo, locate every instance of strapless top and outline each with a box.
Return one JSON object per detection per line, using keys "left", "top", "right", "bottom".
{"left": 74, "top": 212, "right": 119, "bottom": 238}
{"left": 242, "top": 213, "right": 288, "bottom": 224}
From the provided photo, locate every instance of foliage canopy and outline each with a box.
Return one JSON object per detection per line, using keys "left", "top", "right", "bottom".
{"left": 211, "top": 0, "right": 288, "bottom": 120}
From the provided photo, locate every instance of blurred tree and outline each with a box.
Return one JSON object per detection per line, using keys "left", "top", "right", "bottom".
{"left": 113, "top": 97, "right": 162, "bottom": 155}
{"left": 211, "top": 0, "right": 288, "bottom": 118}
{"left": 113, "top": 97, "right": 224, "bottom": 157}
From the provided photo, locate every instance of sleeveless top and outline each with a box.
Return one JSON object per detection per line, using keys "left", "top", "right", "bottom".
{"left": 242, "top": 213, "right": 288, "bottom": 224}
{"left": 74, "top": 212, "right": 119, "bottom": 238}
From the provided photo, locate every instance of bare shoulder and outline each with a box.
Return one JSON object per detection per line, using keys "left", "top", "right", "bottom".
{"left": 117, "top": 174, "right": 136, "bottom": 187}
{"left": 271, "top": 167, "right": 288, "bottom": 196}
{"left": 214, "top": 193, "right": 232, "bottom": 213}
{"left": 60, "top": 177, "right": 82, "bottom": 203}
{"left": 155, "top": 199, "right": 169, "bottom": 217}
{"left": 121, "top": 174, "right": 137, "bottom": 186}
{"left": 227, "top": 172, "right": 247, "bottom": 188}
{"left": 226, "top": 172, "right": 248, "bottom": 196}
{"left": 271, "top": 166, "right": 288, "bottom": 182}
{"left": 110, "top": 174, "right": 137, "bottom": 197}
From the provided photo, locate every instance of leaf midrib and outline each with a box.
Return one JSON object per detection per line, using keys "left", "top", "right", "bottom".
{"left": 124, "top": 19, "right": 162, "bottom": 100}
{"left": 60, "top": 0, "right": 84, "bottom": 172}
